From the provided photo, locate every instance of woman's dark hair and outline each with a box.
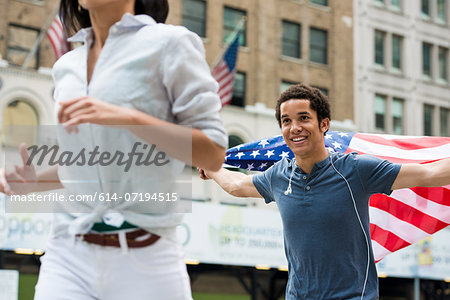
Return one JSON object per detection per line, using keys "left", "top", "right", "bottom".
{"left": 60, "top": 0, "right": 169, "bottom": 35}
{"left": 275, "top": 83, "right": 331, "bottom": 133}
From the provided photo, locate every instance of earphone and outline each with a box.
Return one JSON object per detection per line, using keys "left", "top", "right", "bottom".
{"left": 329, "top": 156, "right": 370, "bottom": 300}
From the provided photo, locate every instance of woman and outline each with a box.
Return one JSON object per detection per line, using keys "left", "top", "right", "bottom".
{"left": 1, "top": 0, "right": 227, "bottom": 299}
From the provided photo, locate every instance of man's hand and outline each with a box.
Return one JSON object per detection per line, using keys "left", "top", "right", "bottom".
{"left": 0, "top": 168, "right": 6, "bottom": 194}
{"left": 2, "top": 144, "right": 37, "bottom": 195}
{"left": 196, "top": 166, "right": 261, "bottom": 198}
{"left": 197, "top": 167, "right": 211, "bottom": 180}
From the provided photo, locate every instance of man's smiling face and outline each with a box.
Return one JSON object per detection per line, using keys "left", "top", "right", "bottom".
{"left": 280, "top": 99, "right": 329, "bottom": 160}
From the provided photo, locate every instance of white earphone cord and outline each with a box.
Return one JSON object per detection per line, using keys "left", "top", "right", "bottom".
{"left": 329, "top": 156, "right": 370, "bottom": 300}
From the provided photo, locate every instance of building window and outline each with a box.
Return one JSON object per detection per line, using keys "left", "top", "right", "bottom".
{"left": 7, "top": 24, "right": 40, "bottom": 69}
{"left": 310, "top": 0, "right": 328, "bottom": 6}
{"left": 392, "top": 35, "right": 402, "bottom": 70}
{"left": 182, "top": 0, "right": 206, "bottom": 37}
{"left": 390, "top": 0, "right": 401, "bottom": 10}
{"left": 374, "top": 30, "right": 385, "bottom": 66}
{"left": 313, "top": 86, "right": 329, "bottom": 96}
{"left": 422, "top": 42, "right": 432, "bottom": 77}
{"left": 310, "top": 27, "right": 327, "bottom": 64}
{"left": 231, "top": 71, "right": 246, "bottom": 107}
{"left": 280, "top": 80, "right": 298, "bottom": 94}
{"left": 392, "top": 98, "right": 404, "bottom": 134}
{"left": 228, "top": 134, "right": 244, "bottom": 148}
{"left": 440, "top": 108, "right": 449, "bottom": 136}
{"left": 374, "top": 0, "right": 384, "bottom": 5}
{"left": 223, "top": 7, "right": 246, "bottom": 46}
{"left": 282, "top": 21, "right": 301, "bottom": 58}
{"left": 438, "top": 47, "right": 448, "bottom": 81}
{"left": 375, "top": 95, "right": 386, "bottom": 131}
{"left": 423, "top": 104, "right": 434, "bottom": 136}
{"left": 437, "top": 0, "right": 446, "bottom": 23}
{"left": 1, "top": 100, "right": 39, "bottom": 147}
{"left": 421, "top": 0, "right": 430, "bottom": 18}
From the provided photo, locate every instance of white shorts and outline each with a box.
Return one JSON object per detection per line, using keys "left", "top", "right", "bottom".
{"left": 34, "top": 234, "right": 193, "bottom": 300}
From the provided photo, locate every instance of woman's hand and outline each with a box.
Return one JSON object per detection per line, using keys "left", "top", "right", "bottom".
{"left": 1, "top": 144, "right": 37, "bottom": 195}
{"left": 58, "top": 96, "right": 136, "bottom": 128}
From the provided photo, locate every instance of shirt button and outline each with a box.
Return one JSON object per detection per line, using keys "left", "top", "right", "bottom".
{"left": 306, "top": 186, "right": 311, "bottom": 191}
{"left": 302, "top": 175, "right": 307, "bottom": 180}
{"left": 111, "top": 27, "right": 118, "bottom": 33}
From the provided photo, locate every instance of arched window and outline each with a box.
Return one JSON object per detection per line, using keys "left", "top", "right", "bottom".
{"left": 228, "top": 134, "right": 244, "bottom": 149}
{"left": 2, "top": 100, "right": 39, "bottom": 147}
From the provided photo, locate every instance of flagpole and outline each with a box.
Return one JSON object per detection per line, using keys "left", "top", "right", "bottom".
{"left": 21, "top": 3, "right": 60, "bottom": 69}
{"left": 210, "top": 16, "right": 247, "bottom": 71}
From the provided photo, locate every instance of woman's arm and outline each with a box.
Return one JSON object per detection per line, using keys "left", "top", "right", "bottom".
{"left": 58, "top": 97, "right": 225, "bottom": 171}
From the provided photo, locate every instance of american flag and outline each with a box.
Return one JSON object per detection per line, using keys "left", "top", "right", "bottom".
{"left": 46, "top": 15, "right": 70, "bottom": 60}
{"left": 212, "top": 34, "right": 240, "bottom": 107}
{"left": 225, "top": 131, "right": 450, "bottom": 262}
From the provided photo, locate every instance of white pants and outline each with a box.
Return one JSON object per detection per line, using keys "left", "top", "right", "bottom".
{"left": 34, "top": 234, "right": 193, "bottom": 300}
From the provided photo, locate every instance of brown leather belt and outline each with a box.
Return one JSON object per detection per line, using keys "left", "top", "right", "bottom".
{"left": 77, "top": 229, "right": 160, "bottom": 248}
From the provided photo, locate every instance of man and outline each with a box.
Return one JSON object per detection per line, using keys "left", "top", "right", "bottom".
{"left": 199, "top": 83, "right": 450, "bottom": 299}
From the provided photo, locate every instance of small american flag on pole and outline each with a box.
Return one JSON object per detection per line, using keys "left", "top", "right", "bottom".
{"left": 224, "top": 132, "right": 450, "bottom": 262}
{"left": 46, "top": 15, "right": 70, "bottom": 60}
{"left": 212, "top": 34, "right": 240, "bottom": 107}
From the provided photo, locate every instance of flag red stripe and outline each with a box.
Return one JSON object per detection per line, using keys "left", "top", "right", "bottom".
{"left": 370, "top": 223, "right": 411, "bottom": 253}
{"left": 218, "top": 75, "right": 234, "bottom": 92}
{"left": 220, "top": 89, "right": 233, "bottom": 100}
{"left": 410, "top": 186, "right": 450, "bottom": 206}
{"left": 46, "top": 16, "right": 69, "bottom": 60}
{"left": 370, "top": 194, "right": 448, "bottom": 234}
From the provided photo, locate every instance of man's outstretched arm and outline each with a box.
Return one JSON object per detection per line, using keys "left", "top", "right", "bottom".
{"left": 198, "top": 168, "right": 262, "bottom": 198}
{"left": 391, "top": 158, "right": 450, "bottom": 190}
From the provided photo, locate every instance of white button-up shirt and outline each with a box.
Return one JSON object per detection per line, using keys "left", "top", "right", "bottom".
{"left": 51, "top": 13, "right": 227, "bottom": 240}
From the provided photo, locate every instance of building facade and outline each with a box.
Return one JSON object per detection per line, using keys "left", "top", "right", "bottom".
{"left": 354, "top": 0, "right": 450, "bottom": 136}
{"left": 168, "top": 0, "right": 355, "bottom": 126}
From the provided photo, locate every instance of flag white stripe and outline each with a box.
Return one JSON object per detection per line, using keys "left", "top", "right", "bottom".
{"left": 213, "top": 65, "right": 228, "bottom": 79}
{"left": 350, "top": 137, "right": 450, "bottom": 160}
{"left": 362, "top": 133, "right": 430, "bottom": 140}
{"left": 390, "top": 189, "right": 450, "bottom": 223}
{"left": 371, "top": 240, "right": 393, "bottom": 261}
{"left": 218, "top": 73, "right": 235, "bottom": 89}
{"left": 369, "top": 207, "right": 429, "bottom": 244}
{"left": 218, "top": 83, "right": 234, "bottom": 97}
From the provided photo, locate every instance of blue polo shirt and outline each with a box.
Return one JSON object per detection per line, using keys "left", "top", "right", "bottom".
{"left": 253, "top": 152, "right": 401, "bottom": 300}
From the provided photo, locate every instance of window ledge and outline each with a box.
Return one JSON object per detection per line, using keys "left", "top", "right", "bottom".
{"left": 418, "top": 77, "right": 450, "bottom": 89}
{"left": 239, "top": 46, "right": 250, "bottom": 53}
{"left": 288, "top": 0, "right": 304, "bottom": 5}
{"left": 308, "top": 61, "right": 328, "bottom": 69}
{"left": 421, "top": 75, "right": 433, "bottom": 82}
{"left": 373, "top": 64, "right": 386, "bottom": 72}
{"left": 12, "top": 0, "right": 44, "bottom": 6}
{"left": 388, "top": 68, "right": 405, "bottom": 78}
{"left": 372, "top": 1, "right": 384, "bottom": 8}
{"left": 434, "top": 19, "right": 449, "bottom": 27}
{"left": 280, "top": 55, "right": 303, "bottom": 64}
{"left": 436, "top": 79, "right": 449, "bottom": 85}
{"left": 307, "top": 3, "right": 331, "bottom": 12}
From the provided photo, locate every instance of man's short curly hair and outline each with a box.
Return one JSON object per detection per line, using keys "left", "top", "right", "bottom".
{"left": 275, "top": 83, "right": 331, "bottom": 130}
